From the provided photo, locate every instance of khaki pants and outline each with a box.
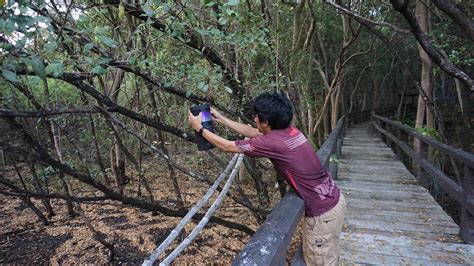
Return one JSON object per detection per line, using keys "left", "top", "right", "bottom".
{"left": 303, "top": 193, "right": 347, "bottom": 266}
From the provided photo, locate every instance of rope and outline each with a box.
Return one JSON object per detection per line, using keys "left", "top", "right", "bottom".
{"left": 159, "top": 154, "right": 245, "bottom": 266}
{"left": 142, "top": 154, "right": 241, "bottom": 266}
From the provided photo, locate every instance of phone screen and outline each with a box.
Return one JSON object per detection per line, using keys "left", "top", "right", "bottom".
{"left": 201, "top": 111, "right": 212, "bottom": 122}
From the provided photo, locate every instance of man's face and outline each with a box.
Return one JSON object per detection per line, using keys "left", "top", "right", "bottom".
{"left": 254, "top": 115, "right": 268, "bottom": 133}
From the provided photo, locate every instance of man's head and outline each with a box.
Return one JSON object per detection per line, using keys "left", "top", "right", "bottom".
{"left": 253, "top": 92, "right": 293, "bottom": 131}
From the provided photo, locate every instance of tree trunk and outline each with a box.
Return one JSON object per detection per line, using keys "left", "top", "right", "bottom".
{"left": 145, "top": 83, "right": 185, "bottom": 211}
{"left": 51, "top": 124, "right": 77, "bottom": 217}
{"left": 12, "top": 161, "right": 49, "bottom": 225}
{"left": 28, "top": 162, "right": 55, "bottom": 217}
{"left": 414, "top": 0, "right": 434, "bottom": 152}
{"left": 109, "top": 69, "right": 127, "bottom": 193}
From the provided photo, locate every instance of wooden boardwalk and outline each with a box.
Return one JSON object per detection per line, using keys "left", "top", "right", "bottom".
{"left": 338, "top": 122, "right": 474, "bottom": 264}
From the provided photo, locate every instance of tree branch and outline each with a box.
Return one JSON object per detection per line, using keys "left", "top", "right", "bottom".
{"left": 101, "top": 0, "right": 245, "bottom": 102}
{"left": 323, "top": 0, "right": 411, "bottom": 35}
{"left": 431, "top": 0, "right": 474, "bottom": 41}
{"left": 390, "top": 0, "right": 474, "bottom": 91}
{"left": 3, "top": 118, "right": 255, "bottom": 235}
{"left": 0, "top": 108, "right": 99, "bottom": 118}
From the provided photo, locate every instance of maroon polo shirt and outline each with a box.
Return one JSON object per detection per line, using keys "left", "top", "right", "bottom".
{"left": 235, "top": 126, "right": 340, "bottom": 217}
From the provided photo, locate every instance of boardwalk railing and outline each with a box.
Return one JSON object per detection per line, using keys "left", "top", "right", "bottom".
{"left": 233, "top": 108, "right": 397, "bottom": 265}
{"left": 371, "top": 114, "right": 474, "bottom": 244}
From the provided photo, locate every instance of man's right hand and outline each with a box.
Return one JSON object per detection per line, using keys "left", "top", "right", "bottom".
{"left": 210, "top": 107, "right": 225, "bottom": 124}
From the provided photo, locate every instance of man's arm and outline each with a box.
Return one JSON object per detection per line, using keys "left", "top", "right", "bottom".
{"left": 201, "top": 128, "right": 241, "bottom": 153}
{"left": 188, "top": 111, "right": 241, "bottom": 153}
{"left": 211, "top": 108, "right": 262, "bottom": 138}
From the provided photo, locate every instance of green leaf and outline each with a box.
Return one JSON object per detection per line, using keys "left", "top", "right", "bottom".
{"left": 129, "top": 55, "right": 137, "bottom": 65}
{"left": 1, "top": 42, "right": 13, "bottom": 50}
{"left": 218, "top": 17, "right": 227, "bottom": 25}
{"left": 142, "top": 7, "right": 155, "bottom": 17}
{"left": 45, "top": 63, "right": 64, "bottom": 78}
{"left": 31, "top": 56, "right": 46, "bottom": 80}
{"left": 83, "top": 43, "right": 94, "bottom": 53}
{"left": 62, "top": 36, "right": 74, "bottom": 44}
{"left": 196, "top": 29, "right": 209, "bottom": 36}
{"left": 85, "top": 56, "right": 95, "bottom": 64}
{"left": 197, "top": 81, "right": 206, "bottom": 90}
{"left": 225, "top": 9, "right": 237, "bottom": 17}
{"left": 98, "top": 57, "right": 112, "bottom": 64}
{"left": 2, "top": 69, "right": 18, "bottom": 83}
{"left": 202, "top": 84, "right": 209, "bottom": 92}
{"left": 185, "top": 90, "right": 192, "bottom": 98}
{"left": 227, "top": 0, "right": 240, "bottom": 6}
{"left": 205, "top": 1, "right": 216, "bottom": 7}
{"left": 224, "top": 86, "right": 233, "bottom": 94}
{"left": 94, "top": 26, "right": 110, "bottom": 35}
{"left": 44, "top": 42, "right": 58, "bottom": 53}
{"left": 97, "top": 35, "right": 117, "bottom": 48}
{"left": 91, "top": 65, "right": 107, "bottom": 75}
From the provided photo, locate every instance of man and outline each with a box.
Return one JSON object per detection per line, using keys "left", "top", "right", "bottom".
{"left": 188, "top": 92, "right": 346, "bottom": 265}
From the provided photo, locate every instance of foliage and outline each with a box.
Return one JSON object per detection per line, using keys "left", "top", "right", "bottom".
{"left": 0, "top": 0, "right": 472, "bottom": 249}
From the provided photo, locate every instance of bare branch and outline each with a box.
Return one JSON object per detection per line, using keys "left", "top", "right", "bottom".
{"left": 0, "top": 108, "right": 99, "bottom": 118}
{"left": 390, "top": 0, "right": 474, "bottom": 91}
{"left": 323, "top": 0, "right": 411, "bottom": 35}
{"left": 2, "top": 118, "right": 255, "bottom": 235}
{"left": 431, "top": 0, "right": 474, "bottom": 41}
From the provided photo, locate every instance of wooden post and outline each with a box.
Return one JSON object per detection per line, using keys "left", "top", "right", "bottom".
{"left": 337, "top": 139, "right": 342, "bottom": 157}
{"left": 396, "top": 128, "right": 403, "bottom": 158}
{"left": 0, "top": 149, "right": 4, "bottom": 166}
{"left": 370, "top": 113, "right": 375, "bottom": 134}
{"left": 397, "top": 129, "right": 407, "bottom": 167}
{"left": 460, "top": 165, "right": 474, "bottom": 244}
{"left": 329, "top": 156, "right": 338, "bottom": 180}
{"left": 380, "top": 120, "right": 387, "bottom": 144}
{"left": 386, "top": 123, "right": 393, "bottom": 151}
{"left": 418, "top": 140, "right": 429, "bottom": 188}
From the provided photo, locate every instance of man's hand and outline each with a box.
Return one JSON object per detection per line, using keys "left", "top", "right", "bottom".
{"left": 188, "top": 111, "right": 202, "bottom": 131}
{"left": 210, "top": 107, "right": 225, "bottom": 124}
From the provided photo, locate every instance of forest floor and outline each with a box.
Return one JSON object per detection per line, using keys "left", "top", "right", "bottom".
{"left": 0, "top": 145, "right": 302, "bottom": 265}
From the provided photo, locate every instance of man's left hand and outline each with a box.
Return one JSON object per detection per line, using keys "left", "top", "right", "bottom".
{"left": 188, "top": 111, "right": 202, "bottom": 131}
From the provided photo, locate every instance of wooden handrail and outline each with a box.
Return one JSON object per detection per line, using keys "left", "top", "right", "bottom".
{"left": 371, "top": 114, "right": 474, "bottom": 244}
{"left": 233, "top": 107, "right": 397, "bottom": 266}
{"left": 373, "top": 115, "right": 474, "bottom": 166}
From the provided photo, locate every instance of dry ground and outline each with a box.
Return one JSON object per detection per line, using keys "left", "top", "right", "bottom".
{"left": 0, "top": 147, "right": 302, "bottom": 265}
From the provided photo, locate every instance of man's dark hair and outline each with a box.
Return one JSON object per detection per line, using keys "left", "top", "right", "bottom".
{"left": 253, "top": 92, "right": 293, "bottom": 130}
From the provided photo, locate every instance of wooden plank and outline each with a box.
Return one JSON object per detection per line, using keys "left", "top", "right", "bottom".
{"left": 341, "top": 148, "right": 401, "bottom": 154}
{"left": 341, "top": 241, "right": 470, "bottom": 264}
{"left": 340, "top": 158, "right": 407, "bottom": 166}
{"left": 343, "top": 223, "right": 461, "bottom": 243}
{"left": 337, "top": 179, "right": 427, "bottom": 193}
{"left": 343, "top": 192, "right": 444, "bottom": 205}
{"left": 341, "top": 250, "right": 443, "bottom": 264}
{"left": 346, "top": 212, "right": 457, "bottom": 228}
{"left": 344, "top": 197, "right": 447, "bottom": 212}
{"left": 342, "top": 232, "right": 474, "bottom": 257}
{"left": 345, "top": 218, "right": 460, "bottom": 235}
{"left": 338, "top": 174, "right": 418, "bottom": 184}
{"left": 340, "top": 185, "right": 435, "bottom": 201}
{"left": 342, "top": 142, "right": 387, "bottom": 147}
{"left": 346, "top": 208, "right": 455, "bottom": 223}
{"left": 339, "top": 168, "right": 412, "bottom": 177}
